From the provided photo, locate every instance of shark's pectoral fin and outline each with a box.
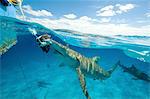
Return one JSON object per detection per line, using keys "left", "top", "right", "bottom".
{"left": 76, "top": 67, "right": 91, "bottom": 99}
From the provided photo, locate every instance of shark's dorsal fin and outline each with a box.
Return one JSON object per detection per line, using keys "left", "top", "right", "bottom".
{"left": 92, "top": 56, "right": 100, "bottom": 63}
{"left": 130, "top": 65, "right": 136, "bottom": 70}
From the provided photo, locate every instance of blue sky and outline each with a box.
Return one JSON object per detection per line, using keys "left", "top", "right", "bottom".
{"left": 18, "top": 0, "right": 150, "bottom": 36}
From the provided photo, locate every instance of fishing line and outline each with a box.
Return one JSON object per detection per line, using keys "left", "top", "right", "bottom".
{"left": 18, "top": 4, "right": 36, "bottom": 36}
{"left": 15, "top": 1, "right": 37, "bottom": 37}
{"left": 18, "top": 2, "right": 25, "bottom": 19}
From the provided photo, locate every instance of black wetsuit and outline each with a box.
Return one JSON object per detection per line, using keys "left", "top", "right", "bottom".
{"left": 36, "top": 35, "right": 50, "bottom": 53}
{"left": 41, "top": 45, "right": 50, "bottom": 53}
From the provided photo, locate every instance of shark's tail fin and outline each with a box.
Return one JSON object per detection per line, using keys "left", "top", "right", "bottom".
{"left": 108, "top": 61, "right": 120, "bottom": 74}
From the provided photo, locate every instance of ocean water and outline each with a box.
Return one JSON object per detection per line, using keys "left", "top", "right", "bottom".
{"left": 0, "top": 16, "right": 150, "bottom": 99}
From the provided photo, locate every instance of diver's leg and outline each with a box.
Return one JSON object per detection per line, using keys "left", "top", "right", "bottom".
{"left": 76, "top": 67, "right": 91, "bottom": 99}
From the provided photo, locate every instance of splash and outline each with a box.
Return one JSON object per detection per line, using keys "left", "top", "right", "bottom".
{"left": 17, "top": 2, "right": 38, "bottom": 37}
{"left": 28, "top": 28, "right": 37, "bottom": 36}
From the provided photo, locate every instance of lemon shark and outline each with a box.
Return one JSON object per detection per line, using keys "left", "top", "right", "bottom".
{"left": 35, "top": 34, "right": 119, "bottom": 99}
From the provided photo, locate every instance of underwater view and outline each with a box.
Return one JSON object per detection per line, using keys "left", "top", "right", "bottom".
{"left": 1, "top": 0, "right": 150, "bottom": 99}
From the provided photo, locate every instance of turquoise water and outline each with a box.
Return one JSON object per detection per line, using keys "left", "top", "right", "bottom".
{"left": 1, "top": 16, "right": 150, "bottom": 99}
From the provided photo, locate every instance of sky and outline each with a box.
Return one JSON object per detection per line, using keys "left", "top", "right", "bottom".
{"left": 17, "top": 0, "right": 150, "bottom": 36}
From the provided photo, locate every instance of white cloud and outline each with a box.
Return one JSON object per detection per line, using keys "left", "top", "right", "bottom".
{"left": 96, "top": 5, "right": 116, "bottom": 16}
{"left": 64, "top": 14, "right": 77, "bottom": 19}
{"left": 23, "top": 5, "right": 53, "bottom": 17}
{"left": 100, "top": 5, "right": 114, "bottom": 11}
{"left": 145, "top": 13, "right": 150, "bottom": 17}
{"left": 116, "top": 4, "right": 135, "bottom": 14}
{"left": 17, "top": 5, "right": 150, "bottom": 36}
{"left": 17, "top": 15, "right": 150, "bottom": 36}
{"left": 96, "top": 4, "right": 135, "bottom": 16}
{"left": 100, "top": 18, "right": 111, "bottom": 22}
{"left": 79, "top": 16, "right": 93, "bottom": 21}
{"left": 97, "top": 9, "right": 116, "bottom": 16}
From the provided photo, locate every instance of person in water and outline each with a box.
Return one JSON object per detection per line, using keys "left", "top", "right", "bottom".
{"left": 36, "top": 34, "right": 52, "bottom": 53}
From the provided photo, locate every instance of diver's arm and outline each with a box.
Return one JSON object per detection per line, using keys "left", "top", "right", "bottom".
{"left": 36, "top": 36, "right": 45, "bottom": 47}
